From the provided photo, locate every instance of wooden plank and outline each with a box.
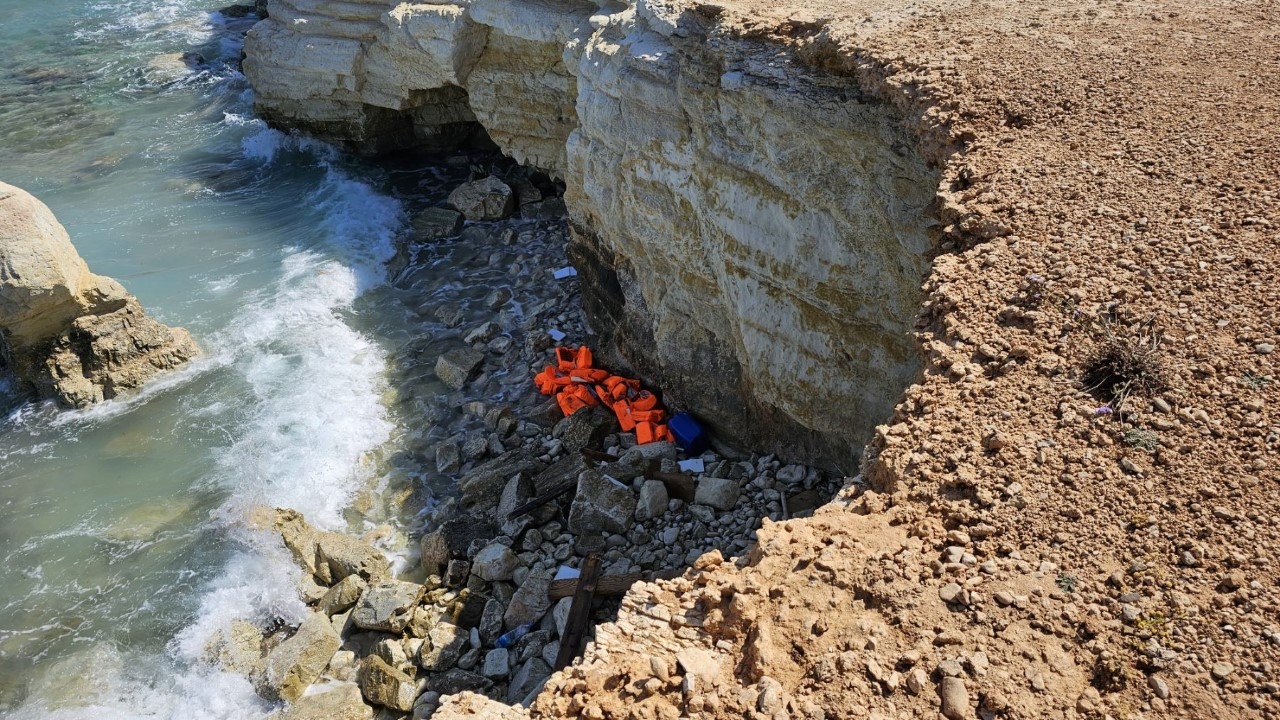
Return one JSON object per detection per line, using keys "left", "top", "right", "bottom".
{"left": 643, "top": 469, "right": 696, "bottom": 502}
{"left": 547, "top": 568, "right": 683, "bottom": 600}
{"left": 553, "top": 553, "right": 602, "bottom": 671}
{"left": 505, "top": 479, "right": 576, "bottom": 521}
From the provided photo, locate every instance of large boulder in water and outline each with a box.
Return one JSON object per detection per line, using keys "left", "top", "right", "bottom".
{"left": 0, "top": 181, "right": 199, "bottom": 407}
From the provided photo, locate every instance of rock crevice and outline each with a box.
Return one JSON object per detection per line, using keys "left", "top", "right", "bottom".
{"left": 244, "top": 0, "right": 938, "bottom": 470}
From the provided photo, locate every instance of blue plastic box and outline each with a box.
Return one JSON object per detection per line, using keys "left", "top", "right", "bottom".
{"left": 668, "top": 412, "right": 708, "bottom": 454}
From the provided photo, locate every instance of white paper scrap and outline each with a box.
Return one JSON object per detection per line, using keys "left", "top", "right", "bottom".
{"left": 678, "top": 458, "right": 705, "bottom": 473}
{"left": 553, "top": 267, "right": 578, "bottom": 279}
{"left": 548, "top": 328, "right": 566, "bottom": 341}
{"left": 554, "top": 565, "right": 581, "bottom": 581}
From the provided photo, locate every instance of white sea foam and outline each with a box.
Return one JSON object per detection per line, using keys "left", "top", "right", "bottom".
{"left": 9, "top": 103, "right": 405, "bottom": 719}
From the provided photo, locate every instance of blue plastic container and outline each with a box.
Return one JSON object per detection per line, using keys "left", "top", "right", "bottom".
{"left": 668, "top": 412, "right": 708, "bottom": 454}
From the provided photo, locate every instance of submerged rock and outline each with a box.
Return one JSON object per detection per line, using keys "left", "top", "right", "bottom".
{"left": 0, "top": 181, "right": 199, "bottom": 407}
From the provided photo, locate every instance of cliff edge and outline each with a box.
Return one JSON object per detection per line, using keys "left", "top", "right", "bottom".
{"left": 242, "top": 0, "right": 1279, "bottom": 718}
{"left": 0, "top": 182, "right": 199, "bottom": 407}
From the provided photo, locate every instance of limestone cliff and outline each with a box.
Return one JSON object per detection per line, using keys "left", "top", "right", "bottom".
{"left": 243, "top": 0, "right": 937, "bottom": 469}
{"left": 0, "top": 182, "right": 199, "bottom": 407}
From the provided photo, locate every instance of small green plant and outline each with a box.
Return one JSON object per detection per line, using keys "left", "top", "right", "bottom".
{"left": 1123, "top": 428, "right": 1159, "bottom": 452}
{"left": 1057, "top": 573, "right": 1079, "bottom": 593}
{"left": 1242, "top": 371, "right": 1272, "bottom": 390}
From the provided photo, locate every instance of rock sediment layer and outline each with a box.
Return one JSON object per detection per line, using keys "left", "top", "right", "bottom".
{"left": 0, "top": 182, "right": 199, "bottom": 407}
{"left": 244, "top": 0, "right": 933, "bottom": 470}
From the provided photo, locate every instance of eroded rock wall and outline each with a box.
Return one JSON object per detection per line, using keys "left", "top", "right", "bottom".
{"left": 243, "top": 0, "right": 938, "bottom": 469}
{"left": 567, "top": 8, "right": 936, "bottom": 469}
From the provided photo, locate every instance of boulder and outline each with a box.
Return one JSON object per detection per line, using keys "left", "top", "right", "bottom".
{"left": 203, "top": 619, "right": 266, "bottom": 677}
{"left": 617, "top": 441, "right": 678, "bottom": 469}
{"left": 318, "top": 574, "right": 367, "bottom": 616}
{"left": 635, "top": 480, "right": 669, "bottom": 521}
{"left": 494, "top": 472, "right": 533, "bottom": 528}
{"left": 435, "top": 348, "right": 484, "bottom": 389}
{"left": 269, "top": 682, "right": 373, "bottom": 720}
{"left": 447, "top": 177, "right": 514, "bottom": 221}
{"left": 503, "top": 571, "right": 552, "bottom": 630}
{"left": 568, "top": 469, "right": 636, "bottom": 536}
{"left": 506, "top": 657, "right": 551, "bottom": 704}
{"left": 456, "top": 451, "right": 544, "bottom": 511}
{"left": 694, "top": 477, "right": 740, "bottom": 511}
{"left": 471, "top": 543, "right": 519, "bottom": 583}
{"left": 261, "top": 612, "right": 342, "bottom": 702}
{"left": 273, "top": 509, "right": 390, "bottom": 584}
{"left": 351, "top": 581, "right": 423, "bottom": 633}
{"left": 558, "top": 406, "right": 617, "bottom": 453}
{"left": 412, "top": 207, "right": 464, "bottom": 240}
{"left": 419, "top": 621, "right": 467, "bottom": 671}
{"left": 479, "top": 598, "right": 504, "bottom": 645}
{"left": 420, "top": 515, "right": 496, "bottom": 576}
{"left": 357, "top": 655, "right": 418, "bottom": 712}
{"left": 0, "top": 181, "right": 199, "bottom": 407}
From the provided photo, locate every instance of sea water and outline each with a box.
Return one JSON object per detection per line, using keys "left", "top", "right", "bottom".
{"left": 0, "top": 0, "right": 448, "bottom": 714}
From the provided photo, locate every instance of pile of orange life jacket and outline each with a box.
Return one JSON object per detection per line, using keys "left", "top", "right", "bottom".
{"left": 534, "top": 346, "right": 672, "bottom": 445}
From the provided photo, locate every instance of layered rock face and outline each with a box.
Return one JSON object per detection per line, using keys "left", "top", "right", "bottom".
{"left": 243, "top": 1, "right": 937, "bottom": 468}
{"left": 0, "top": 182, "right": 199, "bottom": 407}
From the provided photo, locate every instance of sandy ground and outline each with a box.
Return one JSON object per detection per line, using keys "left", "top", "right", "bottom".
{"left": 443, "top": 1, "right": 1280, "bottom": 718}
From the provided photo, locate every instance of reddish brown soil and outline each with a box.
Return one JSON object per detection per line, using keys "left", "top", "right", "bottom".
{"left": 444, "top": 1, "right": 1280, "bottom": 718}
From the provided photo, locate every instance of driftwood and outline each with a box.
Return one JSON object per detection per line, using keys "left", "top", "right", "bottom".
{"left": 553, "top": 553, "right": 602, "bottom": 670}
{"left": 506, "top": 480, "right": 576, "bottom": 520}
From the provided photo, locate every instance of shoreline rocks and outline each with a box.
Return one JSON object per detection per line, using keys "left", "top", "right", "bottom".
{"left": 0, "top": 181, "right": 200, "bottom": 407}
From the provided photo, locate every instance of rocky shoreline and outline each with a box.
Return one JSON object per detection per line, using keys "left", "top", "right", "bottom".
{"left": 211, "top": 170, "right": 843, "bottom": 719}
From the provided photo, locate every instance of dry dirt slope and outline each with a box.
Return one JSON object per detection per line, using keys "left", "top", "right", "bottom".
{"left": 443, "top": 0, "right": 1279, "bottom": 718}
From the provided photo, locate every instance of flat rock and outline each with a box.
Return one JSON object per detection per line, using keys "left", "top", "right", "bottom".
{"left": 422, "top": 668, "right": 491, "bottom": 696}
{"left": 617, "top": 441, "right": 678, "bottom": 468}
{"left": 693, "top": 477, "right": 740, "bottom": 511}
{"left": 456, "top": 451, "right": 545, "bottom": 512}
{"left": 435, "top": 348, "right": 484, "bottom": 389}
{"left": 938, "top": 676, "right": 969, "bottom": 720}
{"left": 269, "top": 682, "right": 372, "bottom": 720}
{"left": 273, "top": 509, "right": 390, "bottom": 585}
{"left": 412, "top": 207, "right": 464, "bottom": 240}
{"left": 558, "top": 406, "right": 617, "bottom": 453}
{"left": 318, "top": 574, "right": 367, "bottom": 616}
{"left": 351, "top": 580, "right": 423, "bottom": 633}
{"left": 472, "top": 543, "right": 519, "bottom": 582}
{"left": 506, "top": 657, "right": 551, "bottom": 704}
{"left": 568, "top": 469, "right": 636, "bottom": 536}
{"left": 503, "top": 571, "right": 552, "bottom": 630}
{"left": 357, "top": 655, "right": 417, "bottom": 712}
{"left": 262, "top": 612, "right": 342, "bottom": 702}
{"left": 635, "top": 480, "right": 668, "bottom": 521}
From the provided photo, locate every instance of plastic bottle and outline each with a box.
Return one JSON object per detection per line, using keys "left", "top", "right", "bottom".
{"left": 494, "top": 622, "right": 532, "bottom": 649}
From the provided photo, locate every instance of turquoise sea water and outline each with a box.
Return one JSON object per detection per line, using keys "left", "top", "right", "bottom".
{"left": 0, "top": 1, "right": 453, "bottom": 714}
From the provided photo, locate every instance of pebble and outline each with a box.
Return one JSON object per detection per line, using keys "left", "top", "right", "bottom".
{"left": 938, "top": 677, "right": 969, "bottom": 720}
{"left": 1149, "top": 675, "right": 1171, "bottom": 699}
{"left": 1211, "top": 662, "right": 1234, "bottom": 682}
{"left": 938, "top": 583, "right": 964, "bottom": 604}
